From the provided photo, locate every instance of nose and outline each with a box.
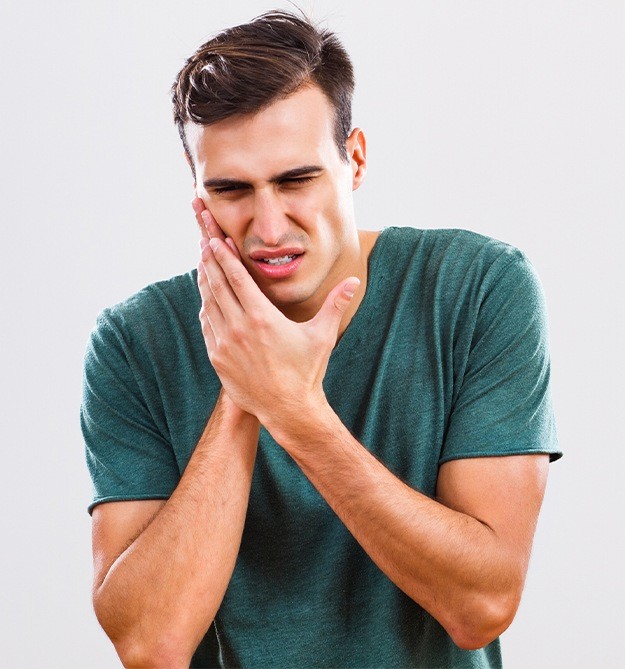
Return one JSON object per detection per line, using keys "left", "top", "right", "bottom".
{"left": 250, "top": 187, "right": 290, "bottom": 246}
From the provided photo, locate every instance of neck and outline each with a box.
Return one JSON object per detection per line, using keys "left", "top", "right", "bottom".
{"left": 335, "top": 229, "right": 375, "bottom": 342}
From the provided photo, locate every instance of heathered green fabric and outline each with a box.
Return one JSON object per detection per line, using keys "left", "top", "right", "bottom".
{"left": 81, "top": 226, "right": 561, "bottom": 668}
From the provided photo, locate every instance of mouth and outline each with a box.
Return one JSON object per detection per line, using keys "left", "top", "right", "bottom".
{"left": 251, "top": 253, "right": 305, "bottom": 279}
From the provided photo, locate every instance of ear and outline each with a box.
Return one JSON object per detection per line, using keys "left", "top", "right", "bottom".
{"left": 345, "top": 128, "right": 367, "bottom": 191}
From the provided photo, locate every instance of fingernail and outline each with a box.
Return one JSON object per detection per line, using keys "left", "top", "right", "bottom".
{"left": 225, "top": 238, "right": 237, "bottom": 255}
{"left": 199, "top": 237, "right": 210, "bottom": 250}
{"left": 209, "top": 238, "right": 221, "bottom": 251}
{"left": 192, "top": 199, "right": 202, "bottom": 213}
{"left": 343, "top": 280, "right": 360, "bottom": 298}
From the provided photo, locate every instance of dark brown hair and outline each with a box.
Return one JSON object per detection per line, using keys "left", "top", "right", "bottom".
{"left": 171, "top": 9, "right": 355, "bottom": 172}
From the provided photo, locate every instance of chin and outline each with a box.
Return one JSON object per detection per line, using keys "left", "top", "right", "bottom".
{"left": 261, "top": 281, "right": 319, "bottom": 309}
{"left": 266, "top": 286, "right": 311, "bottom": 306}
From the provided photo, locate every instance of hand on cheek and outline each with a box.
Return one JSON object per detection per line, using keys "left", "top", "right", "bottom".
{"left": 194, "top": 231, "right": 360, "bottom": 429}
{"left": 192, "top": 197, "right": 241, "bottom": 260}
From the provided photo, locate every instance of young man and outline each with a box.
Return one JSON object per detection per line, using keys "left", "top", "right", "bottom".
{"left": 82, "top": 10, "right": 561, "bottom": 668}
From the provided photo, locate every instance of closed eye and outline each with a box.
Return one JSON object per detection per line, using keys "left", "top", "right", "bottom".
{"left": 279, "top": 177, "right": 315, "bottom": 186}
{"left": 213, "top": 184, "right": 248, "bottom": 195}
{"left": 280, "top": 176, "right": 315, "bottom": 186}
{"left": 213, "top": 176, "right": 316, "bottom": 195}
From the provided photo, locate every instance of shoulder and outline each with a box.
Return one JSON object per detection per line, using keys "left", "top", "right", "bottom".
{"left": 104, "top": 269, "right": 198, "bottom": 326}
{"left": 97, "top": 270, "right": 198, "bottom": 334}
{"left": 383, "top": 225, "right": 524, "bottom": 265}
{"left": 379, "top": 226, "right": 532, "bottom": 293}
{"left": 88, "top": 270, "right": 200, "bottom": 362}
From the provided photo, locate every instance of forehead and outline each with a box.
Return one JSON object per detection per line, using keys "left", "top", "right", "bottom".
{"left": 186, "top": 85, "right": 338, "bottom": 177}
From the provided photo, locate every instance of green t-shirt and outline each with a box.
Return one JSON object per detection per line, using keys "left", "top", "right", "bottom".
{"left": 81, "top": 226, "right": 561, "bottom": 668}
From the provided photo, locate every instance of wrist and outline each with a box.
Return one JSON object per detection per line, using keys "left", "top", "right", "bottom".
{"left": 262, "top": 393, "right": 338, "bottom": 452}
{"left": 217, "top": 388, "right": 261, "bottom": 431}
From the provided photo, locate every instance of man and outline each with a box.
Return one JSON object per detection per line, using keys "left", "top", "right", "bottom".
{"left": 81, "top": 9, "right": 561, "bottom": 668}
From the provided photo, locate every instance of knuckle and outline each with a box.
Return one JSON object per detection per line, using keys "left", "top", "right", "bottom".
{"left": 229, "top": 323, "right": 247, "bottom": 342}
{"left": 199, "top": 304, "right": 213, "bottom": 321}
{"left": 310, "top": 327, "right": 329, "bottom": 349}
{"left": 228, "top": 270, "right": 246, "bottom": 289}
{"left": 209, "top": 348, "right": 226, "bottom": 372}
{"left": 208, "top": 278, "right": 224, "bottom": 295}
{"left": 248, "top": 312, "right": 267, "bottom": 330}
{"left": 333, "top": 298, "right": 344, "bottom": 313}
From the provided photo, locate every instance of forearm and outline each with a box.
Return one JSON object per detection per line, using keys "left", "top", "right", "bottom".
{"left": 267, "top": 404, "right": 522, "bottom": 650}
{"left": 94, "top": 393, "right": 260, "bottom": 667}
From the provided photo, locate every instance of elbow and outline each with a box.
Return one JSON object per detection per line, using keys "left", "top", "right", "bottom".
{"left": 446, "top": 589, "right": 521, "bottom": 651}
{"left": 105, "top": 625, "right": 193, "bottom": 669}
{"left": 93, "top": 592, "right": 193, "bottom": 669}
{"left": 114, "top": 637, "right": 191, "bottom": 669}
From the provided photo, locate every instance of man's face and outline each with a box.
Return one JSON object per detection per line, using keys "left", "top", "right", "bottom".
{"left": 186, "top": 85, "right": 366, "bottom": 320}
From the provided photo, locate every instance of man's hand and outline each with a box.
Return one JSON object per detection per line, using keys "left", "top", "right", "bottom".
{"left": 192, "top": 197, "right": 242, "bottom": 260}
{"left": 192, "top": 199, "right": 360, "bottom": 430}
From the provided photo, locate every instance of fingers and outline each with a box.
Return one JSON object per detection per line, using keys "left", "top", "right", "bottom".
{"left": 224, "top": 237, "right": 242, "bottom": 260}
{"left": 191, "top": 198, "right": 224, "bottom": 241}
{"left": 308, "top": 277, "right": 360, "bottom": 349}
{"left": 192, "top": 198, "right": 210, "bottom": 240}
{"left": 192, "top": 198, "right": 242, "bottom": 261}
{"left": 201, "top": 239, "right": 245, "bottom": 320}
{"left": 201, "top": 210, "right": 224, "bottom": 242}
{"left": 206, "top": 238, "right": 266, "bottom": 318}
{"left": 197, "top": 261, "right": 225, "bottom": 354}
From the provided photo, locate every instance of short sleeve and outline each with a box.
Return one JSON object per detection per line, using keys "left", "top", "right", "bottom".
{"left": 441, "top": 253, "right": 561, "bottom": 463}
{"left": 81, "top": 311, "right": 181, "bottom": 514}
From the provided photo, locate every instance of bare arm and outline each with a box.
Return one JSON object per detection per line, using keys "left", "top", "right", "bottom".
{"left": 267, "top": 401, "right": 549, "bottom": 651}
{"left": 91, "top": 390, "right": 260, "bottom": 669}
{"left": 192, "top": 200, "right": 553, "bottom": 651}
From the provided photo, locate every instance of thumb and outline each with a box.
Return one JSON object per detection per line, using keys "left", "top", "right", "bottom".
{"left": 313, "top": 277, "right": 361, "bottom": 331}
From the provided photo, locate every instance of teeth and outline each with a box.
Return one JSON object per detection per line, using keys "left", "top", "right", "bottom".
{"left": 262, "top": 255, "right": 296, "bottom": 265}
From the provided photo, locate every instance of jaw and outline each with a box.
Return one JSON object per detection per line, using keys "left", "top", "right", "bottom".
{"left": 253, "top": 231, "right": 367, "bottom": 325}
{"left": 250, "top": 268, "right": 327, "bottom": 322}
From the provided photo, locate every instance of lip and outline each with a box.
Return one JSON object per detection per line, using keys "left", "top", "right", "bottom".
{"left": 249, "top": 247, "right": 305, "bottom": 260}
{"left": 252, "top": 253, "right": 304, "bottom": 279}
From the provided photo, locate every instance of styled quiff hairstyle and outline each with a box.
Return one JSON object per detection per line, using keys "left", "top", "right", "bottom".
{"left": 171, "top": 9, "right": 355, "bottom": 172}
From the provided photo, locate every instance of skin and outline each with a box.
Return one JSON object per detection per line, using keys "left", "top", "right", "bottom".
{"left": 92, "top": 84, "right": 550, "bottom": 667}
{"left": 186, "top": 84, "right": 378, "bottom": 332}
{"left": 92, "top": 391, "right": 260, "bottom": 668}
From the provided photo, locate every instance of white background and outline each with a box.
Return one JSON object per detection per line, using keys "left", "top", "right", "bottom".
{"left": 1, "top": 1, "right": 623, "bottom": 667}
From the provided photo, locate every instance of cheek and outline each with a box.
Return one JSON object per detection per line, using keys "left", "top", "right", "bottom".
{"left": 318, "top": 184, "right": 352, "bottom": 233}
{"left": 283, "top": 191, "right": 318, "bottom": 222}
{"left": 292, "top": 182, "right": 347, "bottom": 222}
{"left": 202, "top": 196, "right": 248, "bottom": 238}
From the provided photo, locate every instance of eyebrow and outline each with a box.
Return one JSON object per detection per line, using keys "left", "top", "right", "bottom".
{"left": 202, "top": 165, "right": 324, "bottom": 190}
